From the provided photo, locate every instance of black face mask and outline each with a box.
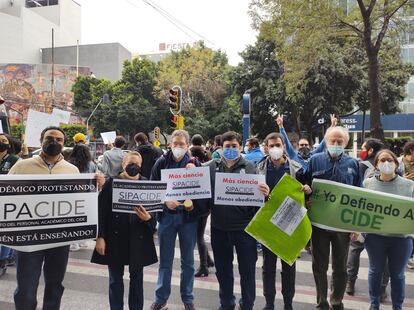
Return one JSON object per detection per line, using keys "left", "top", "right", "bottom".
{"left": 42, "top": 140, "right": 63, "bottom": 156}
{"left": 0, "top": 142, "right": 9, "bottom": 152}
{"left": 125, "top": 163, "right": 141, "bottom": 177}
{"left": 298, "top": 147, "right": 311, "bottom": 160}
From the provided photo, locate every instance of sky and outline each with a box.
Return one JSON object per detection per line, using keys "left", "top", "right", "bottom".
{"left": 76, "top": 0, "right": 258, "bottom": 65}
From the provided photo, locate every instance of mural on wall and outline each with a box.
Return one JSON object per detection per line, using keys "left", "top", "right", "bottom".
{"left": 0, "top": 63, "right": 90, "bottom": 124}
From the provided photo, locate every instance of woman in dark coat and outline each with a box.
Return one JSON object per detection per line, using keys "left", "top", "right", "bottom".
{"left": 91, "top": 151, "right": 158, "bottom": 310}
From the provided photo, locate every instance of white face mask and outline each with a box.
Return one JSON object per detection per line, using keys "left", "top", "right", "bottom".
{"left": 269, "top": 147, "right": 283, "bottom": 161}
{"left": 378, "top": 161, "right": 396, "bottom": 175}
{"left": 172, "top": 147, "right": 187, "bottom": 159}
{"left": 243, "top": 146, "right": 249, "bottom": 153}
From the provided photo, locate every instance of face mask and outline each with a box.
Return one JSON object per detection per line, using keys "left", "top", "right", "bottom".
{"left": 172, "top": 147, "right": 187, "bottom": 159}
{"left": 327, "top": 145, "right": 344, "bottom": 158}
{"left": 42, "top": 140, "right": 62, "bottom": 156}
{"left": 125, "top": 163, "right": 141, "bottom": 177}
{"left": 223, "top": 147, "right": 239, "bottom": 161}
{"left": 298, "top": 147, "right": 311, "bottom": 160}
{"left": 360, "top": 150, "right": 368, "bottom": 161}
{"left": 0, "top": 142, "right": 9, "bottom": 152}
{"left": 243, "top": 146, "right": 249, "bottom": 153}
{"left": 269, "top": 147, "right": 283, "bottom": 161}
{"left": 378, "top": 162, "right": 396, "bottom": 175}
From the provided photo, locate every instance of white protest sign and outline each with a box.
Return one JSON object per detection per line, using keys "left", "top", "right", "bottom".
{"left": 270, "top": 196, "right": 307, "bottom": 236}
{"left": 161, "top": 166, "right": 211, "bottom": 201}
{"left": 112, "top": 179, "right": 167, "bottom": 213}
{"left": 214, "top": 172, "right": 266, "bottom": 207}
{"left": 0, "top": 174, "right": 98, "bottom": 252}
{"left": 24, "top": 109, "right": 60, "bottom": 147}
{"left": 100, "top": 131, "right": 116, "bottom": 144}
{"left": 0, "top": 121, "right": 3, "bottom": 133}
{"left": 52, "top": 108, "right": 71, "bottom": 124}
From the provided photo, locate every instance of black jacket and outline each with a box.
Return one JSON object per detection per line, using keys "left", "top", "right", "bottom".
{"left": 150, "top": 150, "right": 210, "bottom": 222}
{"left": 133, "top": 143, "right": 163, "bottom": 179}
{"left": 91, "top": 177, "right": 158, "bottom": 271}
{"left": 205, "top": 156, "right": 258, "bottom": 231}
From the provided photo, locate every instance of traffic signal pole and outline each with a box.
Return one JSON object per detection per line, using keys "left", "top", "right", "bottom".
{"left": 168, "top": 85, "right": 184, "bottom": 130}
{"left": 242, "top": 92, "right": 251, "bottom": 148}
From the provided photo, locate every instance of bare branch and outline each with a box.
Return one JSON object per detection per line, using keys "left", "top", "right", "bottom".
{"left": 367, "top": 0, "right": 378, "bottom": 16}
{"left": 337, "top": 19, "right": 363, "bottom": 37}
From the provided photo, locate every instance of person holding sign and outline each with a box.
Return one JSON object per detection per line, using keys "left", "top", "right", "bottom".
{"left": 8, "top": 126, "right": 80, "bottom": 310}
{"left": 360, "top": 149, "right": 414, "bottom": 310}
{"left": 91, "top": 151, "right": 157, "bottom": 310}
{"left": 205, "top": 131, "right": 270, "bottom": 310}
{"left": 150, "top": 130, "right": 208, "bottom": 310}
{"left": 306, "top": 126, "right": 360, "bottom": 310}
{"left": 257, "top": 133, "right": 311, "bottom": 310}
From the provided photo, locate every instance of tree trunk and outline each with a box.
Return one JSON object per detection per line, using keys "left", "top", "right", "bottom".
{"left": 366, "top": 49, "right": 385, "bottom": 141}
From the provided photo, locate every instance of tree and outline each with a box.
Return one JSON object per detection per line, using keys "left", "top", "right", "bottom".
{"left": 232, "top": 39, "right": 285, "bottom": 138}
{"left": 249, "top": 0, "right": 411, "bottom": 140}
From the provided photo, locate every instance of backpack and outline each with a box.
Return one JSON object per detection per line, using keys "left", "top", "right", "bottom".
{"left": 361, "top": 160, "right": 376, "bottom": 180}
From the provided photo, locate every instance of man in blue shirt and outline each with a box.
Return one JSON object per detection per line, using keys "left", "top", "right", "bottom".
{"left": 244, "top": 137, "right": 264, "bottom": 166}
{"left": 276, "top": 114, "right": 338, "bottom": 171}
{"left": 306, "top": 126, "right": 360, "bottom": 310}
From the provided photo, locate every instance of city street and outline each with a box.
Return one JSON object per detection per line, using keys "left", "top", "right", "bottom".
{"left": 0, "top": 231, "right": 413, "bottom": 310}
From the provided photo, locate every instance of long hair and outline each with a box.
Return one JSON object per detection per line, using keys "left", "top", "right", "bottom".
{"left": 0, "top": 133, "right": 16, "bottom": 154}
{"left": 68, "top": 144, "right": 92, "bottom": 173}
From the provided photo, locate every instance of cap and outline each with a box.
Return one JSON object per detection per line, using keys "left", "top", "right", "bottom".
{"left": 73, "top": 133, "right": 86, "bottom": 143}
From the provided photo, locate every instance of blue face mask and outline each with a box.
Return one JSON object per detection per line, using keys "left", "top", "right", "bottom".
{"left": 223, "top": 147, "right": 239, "bottom": 161}
{"left": 327, "top": 145, "right": 344, "bottom": 158}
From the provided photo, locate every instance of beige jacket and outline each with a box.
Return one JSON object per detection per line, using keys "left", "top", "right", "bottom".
{"left": 9, "top": 154, "right": 79, "bottom": 175}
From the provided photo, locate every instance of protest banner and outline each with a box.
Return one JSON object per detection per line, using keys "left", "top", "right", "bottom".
{"left": 309, "top": 179, "right": 414, "bottom": 234}
{"left": 52, "top": 108, "right": 71, "bottom": 124}
{"left": 245, "top": 174, "right": 312, "bottom": 265}
{"left": 214, "top": 172, "right": 266, "bottom": 207}
{"left": 24, "top": 109, "right": 60, "bottom": 147}
{"left": 0, "top": 174, "right": 98, "bottom": 252}
{"left": 112, "top": 179, "right": 167, "bottom": 213}
{"left": 161, "top": 166, "right": 211, "bottom": 201}
{"left": 100, "top": 131, "right": 116, "bottom": 144}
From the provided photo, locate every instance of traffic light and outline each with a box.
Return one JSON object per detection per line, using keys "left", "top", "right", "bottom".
{"left": 168, "top": 86, "right": 182, "bottom": 115}
{"left": 170, "top": 115, "right": 178, "bottom": 129}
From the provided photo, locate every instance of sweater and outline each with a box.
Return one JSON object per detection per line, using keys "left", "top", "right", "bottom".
{"left": 363, "top": 175, "right": 414, "bottom": 237}
{"left": 8, "top": 154, "right": 79, "bottom": 175}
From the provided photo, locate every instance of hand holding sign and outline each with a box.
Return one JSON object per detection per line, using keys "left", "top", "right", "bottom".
{"left": 134, "top": 206, "right": 151, "bottom": 221}
{"left": 258, "top": 183, "right": 270, "bottom": 197}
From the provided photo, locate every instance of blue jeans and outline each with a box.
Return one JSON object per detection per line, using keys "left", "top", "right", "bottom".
{"left": 211, "top": 227, "right": 258, "bottom": 310}
{"left": 0, "top": 245, "right": 14, "bottom": 260}
{"left": 155, "top": 211, "right": 197, "bottom": 304}
{"left": 365, "top": 234, "right": 413, "bottom": 310}
{"left": 108, "top": 264, "right": 144, "bottom": 310}
{"left": 14, "top": 246, "right": 70, "bottom": 310}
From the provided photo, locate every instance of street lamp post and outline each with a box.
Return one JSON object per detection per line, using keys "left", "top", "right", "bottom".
{"left": 86, "top": 94, "right": 109, "bottom": 134}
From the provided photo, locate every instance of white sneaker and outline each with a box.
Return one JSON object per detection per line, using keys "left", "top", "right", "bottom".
{"left": 408, "top": 258, "right": 414, "bottom": 269}
{"left": 70, "top": 243, "right": 80, "bottom": 252}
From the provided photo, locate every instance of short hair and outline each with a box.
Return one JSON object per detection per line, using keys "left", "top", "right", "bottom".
{"left": 114, "top": 136, "right": 126, "bottom": 148}
{"left": 221, "top": 131, "right": 242, "bottom": 146}
{"left": 0, "top": 133, "right": 16, "bottom": 154}
{"left": 191, "top": 134, "right": 204, "bottom": 146}
{"left": 324, "top": 126, "right": 350, "bottom": 146}
{"left": 403, "top": 139, "right": 414, "bottom": 156}
{"left": 122, "top": 151, "right": 142, "bottom": 164}
{"left": 364, "top": 138, "right": 385, "bottom": 156}
{"left": 246, "top": 137, "right": 260, "bottom": 148}
{"left": 264, "top": 133, "right": 284, "bottom": 146}
{"left": 374, "top": 149, "right": 399, "bottom": 171}
{"left": 40, "top": 126, "right": 66, "bottom": 143}
{"left": 171, "top": 129, "right": 190, "bottom": 144}
{"left": 190, "top": 145, "right": 207, "bottom": 162}
{"left": 134, "top": 132, "right": 148, "bottom": 144}
{"left": 11, "top": 138, "right": 21, "bottom": 155}
{"left": 214, "top": 135, "right": 222, "bottom": 146}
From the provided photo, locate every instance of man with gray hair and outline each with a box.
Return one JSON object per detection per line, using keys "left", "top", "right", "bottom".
{"left": 150, "top": 130, "right": 208, "bottom": 310}
{"left": 306, "top": 126, "right": 360, "bottom": 310}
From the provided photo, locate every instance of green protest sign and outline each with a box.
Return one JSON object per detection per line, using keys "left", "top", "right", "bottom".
{"left": 245, "top": 174, "right": 312, "bottom": 266}
{"left": 309, "top": 179, "right": 414, "bottom": 234}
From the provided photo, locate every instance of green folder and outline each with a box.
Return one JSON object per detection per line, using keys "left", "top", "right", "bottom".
{"left": 245, "top": 174, "right": 312, "bottom": 265}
